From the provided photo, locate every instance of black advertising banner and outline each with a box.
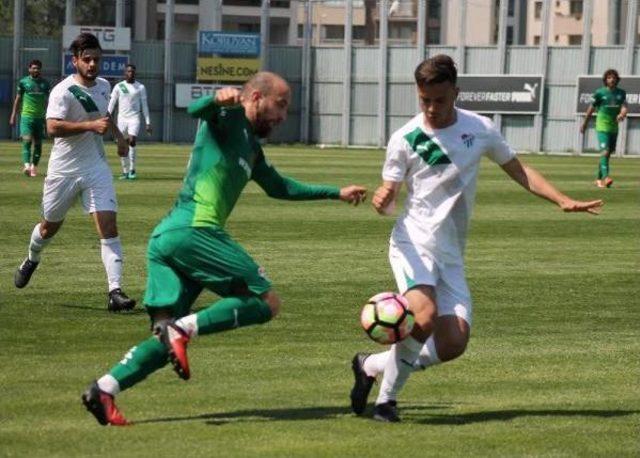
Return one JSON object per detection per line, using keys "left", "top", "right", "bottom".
{"left": 576, "top": 75, "right": 640, "bottom": 116}
{"left": 455, "top": 75, "right": 544, "bottom": 114}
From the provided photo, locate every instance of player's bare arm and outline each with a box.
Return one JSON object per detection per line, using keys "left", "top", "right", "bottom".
{"left": 109, "top": 115, "right": 129, "bottom": 157}
{"left": 372, "top": 181, "right": 402, "bottom": 215}
{"left": 9, "top": 94, "right": 22, "bottom": 126}
{"left": 580, "top": 105, "right": 595, "bottom": 134}
{"left": 616, "top": 103, "right": 628, "bottom": 123}
{"left": 339, "top": 185, "right": 367, "bottom": 206}
{"left": 500, "top": 157, "right": 603, "bottom": 214}
{"left": 215, "top": 87, "right": 242, "bottom": 106}
{"left": 47, "top": 116, "right": 110, "bottom": 137}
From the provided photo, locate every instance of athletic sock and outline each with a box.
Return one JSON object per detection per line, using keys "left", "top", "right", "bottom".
{"left": 412, "top": 335, "right": 441, "bottom": 370}
{"left": 107, "top": 336, "right": 169, "bottom": 392}
{"left": 100, "top": 237, "right": 123, "bottom": 292}
{"left": 33, "top": 141, "right": 42, "bottom": 166}
{"left": 28, "top": 223, "right": 51, "bottom": 262}
{"left": 376, "top": 336, "right": 422, "bottom": 405}
{"left": 120, "top": 157, "right": 128, "bottom": 175}
{"left": 598, "top": 156, "right": 607, "bottom": 179}
{"left": 363, "top": 351, "right": 391, "bottom": 377}
{"left": 21, "top": 140, "right": 32, "bottom": 165}
{"left": 174, "top": 296, "right": 273, "bottom": 338}
{"left": 129, "top": 146, "right": 136, "bottom": 172}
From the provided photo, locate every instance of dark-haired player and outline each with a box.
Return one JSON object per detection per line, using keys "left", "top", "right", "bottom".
{"left": 9, "top": 59, "right": 51, "bottom": 177}
{"left": 13, "top": 33, "right": 136, "bottom": 312}
{"left": 580, "top": 68, "right": 627, "bottom": 188}
{"left": 350, "top": 54, "right": 604, "bottom": 423}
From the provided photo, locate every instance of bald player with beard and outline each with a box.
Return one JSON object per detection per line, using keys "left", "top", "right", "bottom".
{"left": 82, "top": 71, "right": 368, "bottom": 426}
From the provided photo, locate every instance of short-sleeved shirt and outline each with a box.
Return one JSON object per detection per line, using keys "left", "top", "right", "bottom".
{"left": 383, "top": 108, "right": 516, "bottom": 264}
{"left": 17, "top": 76, "right": 51, "bottom": 118}
{"left": 591, "top": 86, "right": 626, "bottom": 133}
{"left": 46, "top": 75, "right": 112, "bottom": 176}
{"left": 107, "top": 80, "right": 150, "bottom": 124}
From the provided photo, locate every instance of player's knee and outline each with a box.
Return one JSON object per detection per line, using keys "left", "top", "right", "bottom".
{"left": 262, "top": 291, "right": 281, "bottom": 318}
{"left": 438, "top": 336, "right": 468, "bottom": 362}
{"left": 40, "top": 220, "right": 62, "bottom": 239}
{"left": 129, "top": 138, "right": 136, "bottom": 147}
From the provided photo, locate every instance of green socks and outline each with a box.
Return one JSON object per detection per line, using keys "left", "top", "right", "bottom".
{"left": 109, "top": 336, "right": 168, "bottom": 391}
{"left": 193, "top": 296, "right": 272, "bottom": 336}
{"left": 598, "top": 156, "right": 609, "bottom": 179}
{"left": 21, "top": 140, "right": 32, "bottom": 164}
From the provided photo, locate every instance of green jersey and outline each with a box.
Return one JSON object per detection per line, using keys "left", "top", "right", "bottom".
{"left": 152, "top": 94, "right": 340, "bottom": 236}
{"left": 17, "top": 76, "right": 50, "bottom": 118}
{"left": 591, "top": 86, "right": 626, "bottom": 133}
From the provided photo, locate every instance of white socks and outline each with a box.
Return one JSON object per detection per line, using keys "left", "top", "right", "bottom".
{"left": 100, "top": 237, "right": 123, "bottom": 292}
{"left": 97, "top": 374, "right": 121, "bottom": 396}
{"left": 120, "top": 156, "right": 128, "bottom": 175}
{"left": 175, "top": 314, "right": 198, "bottom": 338}
{"left": 28, "top": 223, "right": 51, "bottom": 262}
{"left": 370, "top": 335, "right": 442, "bottom": 404}
{"left": 129, "top": 146, "right": 136, "bottom": 172}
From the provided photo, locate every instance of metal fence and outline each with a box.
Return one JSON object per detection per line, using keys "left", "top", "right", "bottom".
{"left": 2, "top": 36, "right": 640, "bottom": 155}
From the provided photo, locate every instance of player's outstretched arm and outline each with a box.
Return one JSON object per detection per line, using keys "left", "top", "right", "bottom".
{"left": 339, "top": 185, "right": 367, "bottom": 206}
{"left": 372, "top": 181, "right": 402, "bottom": 215}
{"left": 500, "top": 157, "right": 603, "bottom": 215}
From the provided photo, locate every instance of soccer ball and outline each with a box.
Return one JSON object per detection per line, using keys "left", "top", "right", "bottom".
{"left": 360, "top": 292, "right": 415, "bottom": 345}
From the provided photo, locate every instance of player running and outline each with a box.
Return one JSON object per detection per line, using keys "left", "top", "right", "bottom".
{"left": 350, "top": 55, "right": 603, "bottom": 423}
{"left": 108, "top": 64, "right": 151, "bottom": 180}
{"left": 580, "top": 68, "right": 627, "bottom": 188}
{"left": 13, "top": 33, "right": 136, "bottom": 312}
{"left": 9, "top": 60, "right": 51, "bottom": 177}
{"left": 81, "top": 72, "right": 367, "bottom": 426}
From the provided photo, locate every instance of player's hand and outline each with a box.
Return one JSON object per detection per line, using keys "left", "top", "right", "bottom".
{"left": 116, "top": 136, "right": 128, "bottom": 157}
{"left": 372, "top": 185, "right": 395, "bottom": 215}
{"left": 579, "top": 124, "right": 586, "bottom": 134}
{"left": 146, "top": 124, "right": 152, "bottom": 135}
{"left": 616, "top": 113, "right": 626, "bottom": 123}
{"left": 91, "top": 117, "right": 110, "bottom": 135}
{"left": 559, "top": 198, "right": 604, "bottom": 215}
{"left": 215, "top": 87, "right": 242, "bottom": 106}
{"left": 9, "top": 115, "right": 15, "bottom": 127}
{"left": 339, "top": 185, "right": 367, "bottom": 206}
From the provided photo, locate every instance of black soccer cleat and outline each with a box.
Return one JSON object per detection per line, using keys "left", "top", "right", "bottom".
{"left": 107, "top": 288, "right": 136, "bottom": 312}
{"left": 81, "top": 380, "right": 129, "bottom": 426}
{"left": 14, "top": 258, "right": 39, "bottom": 288}
{"left": 350, "top": 352, "right": 375, "bottom": 415}
{"left": 373, "top": 401, "right": 401, "bottom": 423}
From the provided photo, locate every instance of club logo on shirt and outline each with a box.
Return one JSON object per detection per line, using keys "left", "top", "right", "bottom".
{"left": 404, "top": 127, "right": 451, "bottom": 166}
{"left": 461, "top": 133, "right": 475, "bottom": 148}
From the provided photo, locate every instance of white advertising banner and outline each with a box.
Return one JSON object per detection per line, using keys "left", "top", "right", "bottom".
{"left": 175, "top": 83, "right": 242, "bottom": 108}
{"left": 62, "top": 25, "right": 131, "bottom": 51}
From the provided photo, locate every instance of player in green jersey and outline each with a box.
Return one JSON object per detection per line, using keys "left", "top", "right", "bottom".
{"left": 580, "top": 68, "right": 627, "bottom": 188}
{"left": 9, "top": 60, "right": 51, "bottom": 177}
{"left": 81, "top": 71, "right": 368, "bottom": 426}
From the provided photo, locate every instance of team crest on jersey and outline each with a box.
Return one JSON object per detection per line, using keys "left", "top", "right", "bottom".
{"left": 461, "top": 133, "right": 475, "bottom": 148}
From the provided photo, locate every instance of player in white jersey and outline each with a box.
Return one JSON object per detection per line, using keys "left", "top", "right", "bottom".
{"left": 13, "top": 32, "right": 137, "bottom": 312}
{"left": 108, "top": 64, "right": 151, "bottom": 180}
{"left": 350, "top": 55, "right": 604, "bottom": 422}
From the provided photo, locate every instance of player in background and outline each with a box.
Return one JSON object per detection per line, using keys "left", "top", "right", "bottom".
{"left": 81, "top": 72, "right": 367, "bottom": 426}
{"left": 13, "top": 33, "right": 136, "bottom": 312}
{"left": 108, "top": 64, "right": 151, "bottom": 180}
{"left": 9, "top": 60, "right": 51, "bottom": 177}
{"left": 580, "top": 68, "right": 627, "bottom": 188}
{"left": 350, "top": 55, "right": 604, "bottom": 423}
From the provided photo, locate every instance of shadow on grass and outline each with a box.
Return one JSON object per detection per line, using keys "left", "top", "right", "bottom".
{"left": 409, "top": 408, "right": 640, "bottom": 425}
{"left": 136, "top": 402, "right": 445, "bottom": 426}
{"left": 136, "top": 404, "right": 639, "bottom": 426}
{"left": 53, "top": 303, "right": 146, "bottom": 315}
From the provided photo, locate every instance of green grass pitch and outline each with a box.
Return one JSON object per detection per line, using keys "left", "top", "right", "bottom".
{"left": 0, "top": 141, "right": 638, "bottom": 457}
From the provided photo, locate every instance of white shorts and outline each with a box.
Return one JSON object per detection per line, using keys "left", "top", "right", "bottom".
{"left": 389, "top": 238, "right": 472, "bottom": 325}
{"left": 41, "top": 166, "right": 118, "bottom": 222}
{"left": 117, "top": 116, "right": 141, "bottom": 138}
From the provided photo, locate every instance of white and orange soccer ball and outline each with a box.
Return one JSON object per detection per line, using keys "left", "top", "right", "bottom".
{"left": 360, "top": 292, "right": 415, "bottom": 345}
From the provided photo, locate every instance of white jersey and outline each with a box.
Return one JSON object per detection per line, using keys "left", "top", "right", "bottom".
{"left": 383, "top": 108, "right": 516, "bottom": 264}
{"left": 108, "top": 80, "right": 150, "bottom": 124}
{"left": 46, "top": 75, "right": 112, "bottom": 176}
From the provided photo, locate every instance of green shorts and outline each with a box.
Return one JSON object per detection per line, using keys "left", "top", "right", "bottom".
{"left": 596, "top": 131, "right": 617, "bottom": 153}
{"left": 143, "top": 226, "right": 272, "bottom": 318}
{"left": 19, "top": 116, "right": 46, "bottom": 140}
